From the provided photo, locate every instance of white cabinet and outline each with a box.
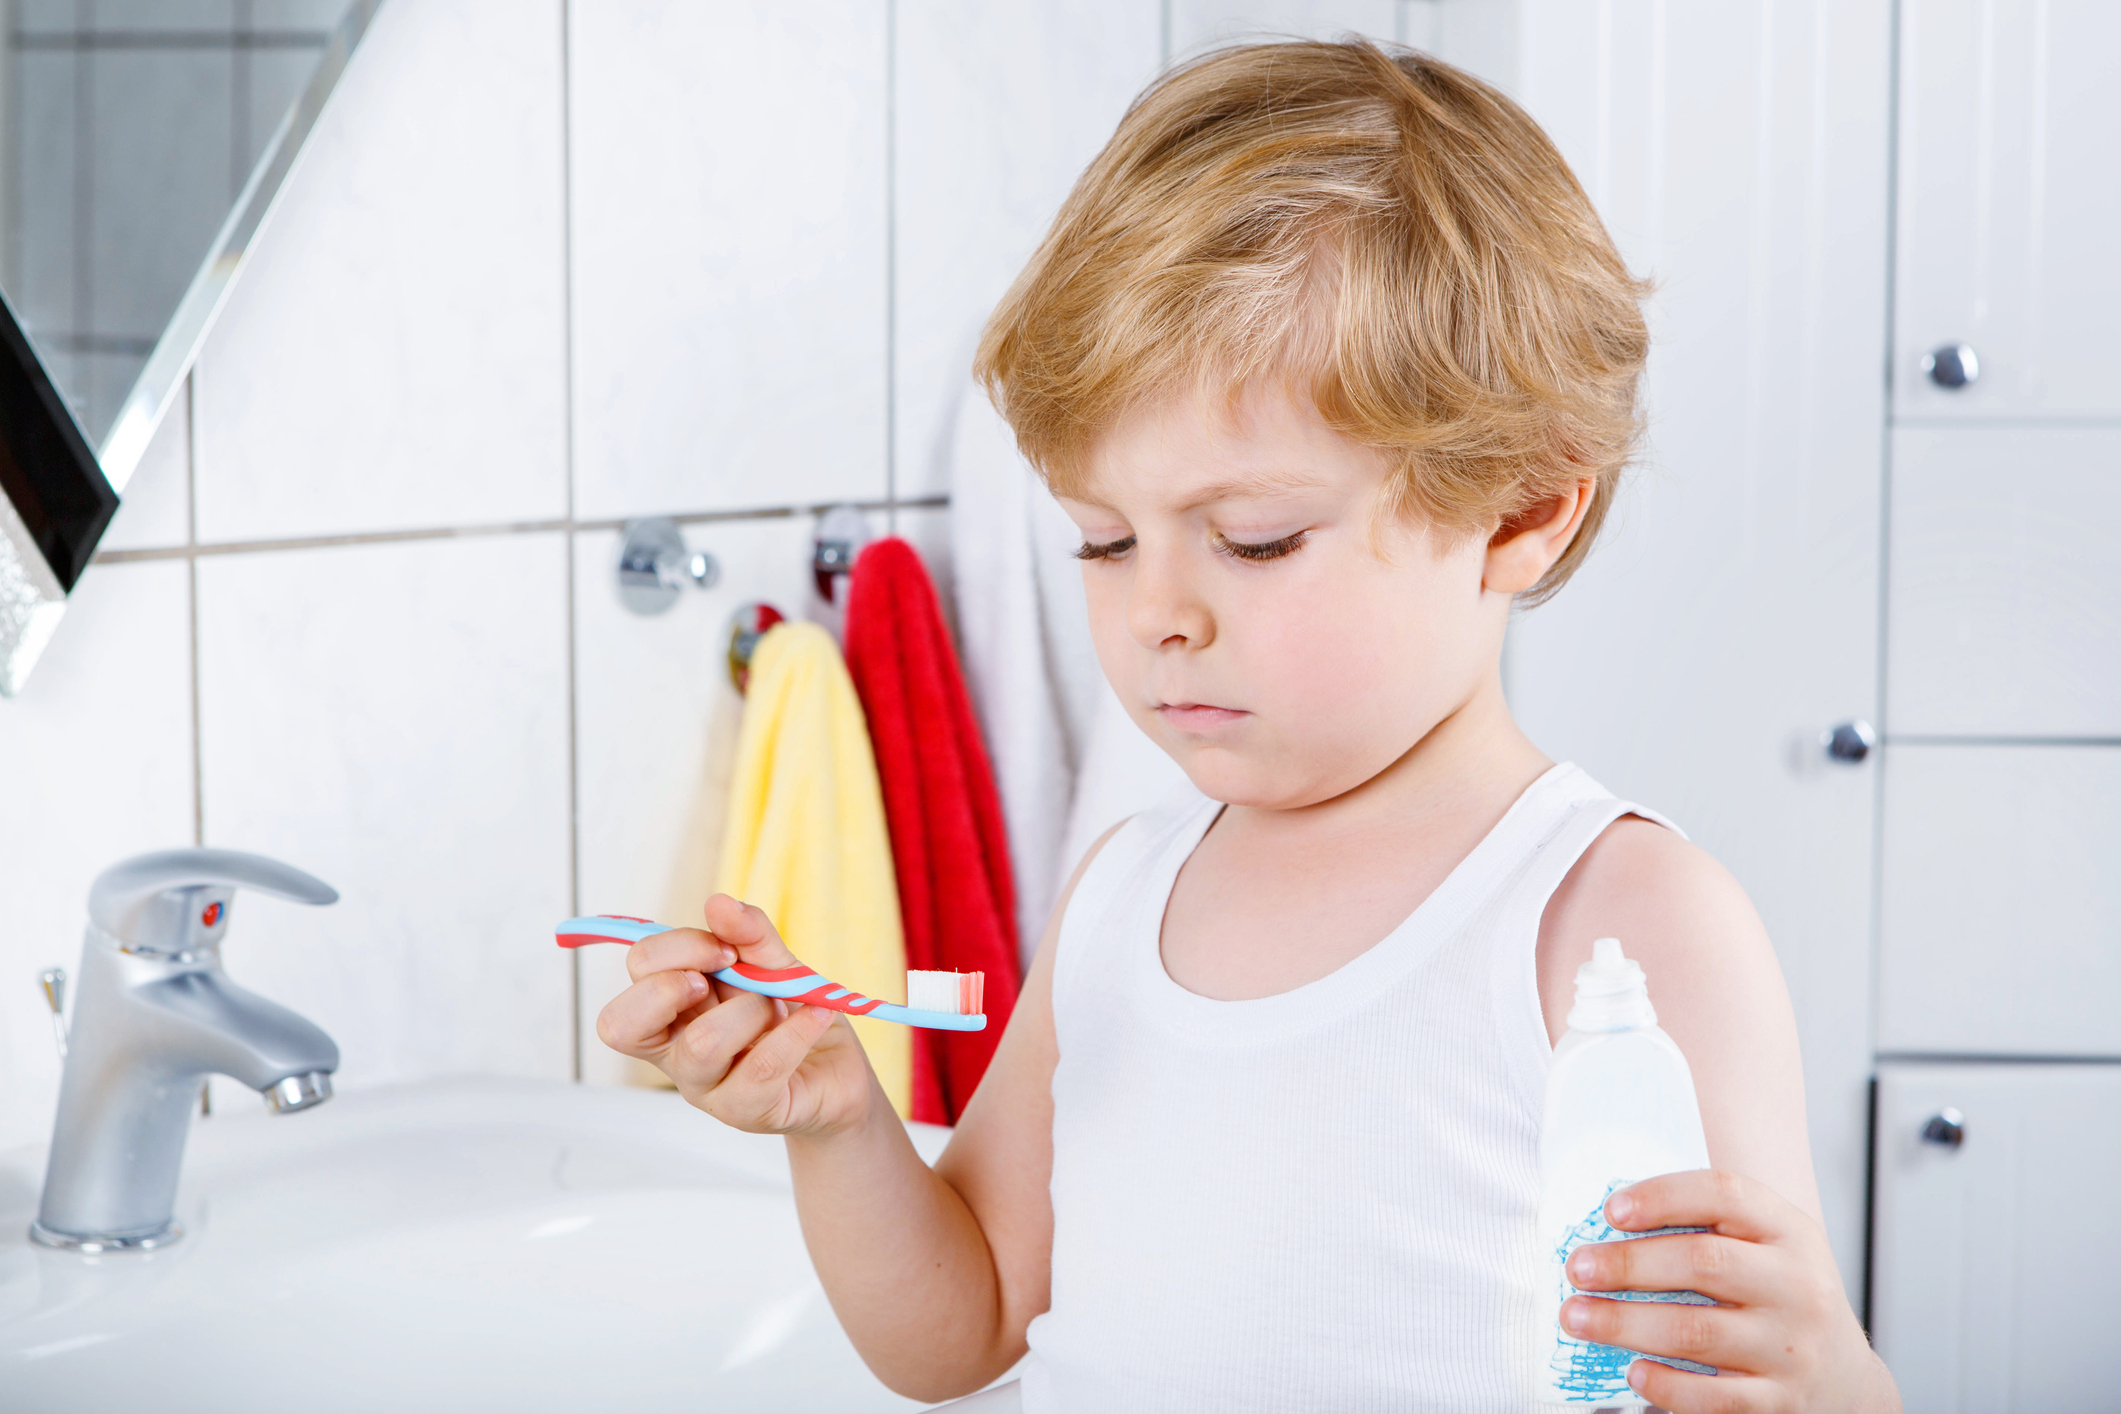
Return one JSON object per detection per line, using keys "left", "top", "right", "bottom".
{"left": 1886, "top": 426, "right": 2121, "bottom": 739}
{"left": 1879, "top": 745, "right": 2121, "bottom": 1057}
{"left": 1871, "top": 1061, "right": 2121, "bottom": 1412}
{"left": 1894, "top": 0, "right": 2121, "bottom": 420}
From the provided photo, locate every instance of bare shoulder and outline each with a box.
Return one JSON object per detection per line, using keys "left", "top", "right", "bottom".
{"left": 1538, "top": 814, "right": 1823, "bottom": 1218}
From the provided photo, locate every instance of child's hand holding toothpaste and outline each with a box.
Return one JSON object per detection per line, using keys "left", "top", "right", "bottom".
{"left": 595, "top": 893, "right": 877, "bottom": 1138}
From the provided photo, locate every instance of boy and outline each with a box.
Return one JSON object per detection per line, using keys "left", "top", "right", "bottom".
{"left": 601, "top": 40, "right": 1900, "bottom": 1413}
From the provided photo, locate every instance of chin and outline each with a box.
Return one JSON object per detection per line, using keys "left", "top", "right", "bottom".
{"left": 1170, "top": 749, "right": 1330, "bottom": 811}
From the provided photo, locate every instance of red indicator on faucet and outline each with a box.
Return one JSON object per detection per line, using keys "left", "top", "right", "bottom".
{"left": 201, "top": 902, "right": 222, "bottom": 928}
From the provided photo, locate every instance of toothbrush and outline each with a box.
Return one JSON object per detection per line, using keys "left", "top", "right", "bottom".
{"left": 555, "top": 915, "right": 987, "bottom": 1032}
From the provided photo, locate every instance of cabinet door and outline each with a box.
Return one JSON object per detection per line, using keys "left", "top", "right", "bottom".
{"left": 1895, "top": 0, "right": 2121, "bottom": 420}
{"left": 1872, "top": 1061, "right": 2121, "bottom": 1411}
{"left": 1878, "top": 745, "right": 2121, "bottom": 1057}
{"left": 1886, "top": 426, "right": 2121, "bottom": 738}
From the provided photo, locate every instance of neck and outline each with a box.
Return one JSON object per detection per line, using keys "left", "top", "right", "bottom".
{"left": 1230, "top": 669, "right": 1551, "bottom": 843}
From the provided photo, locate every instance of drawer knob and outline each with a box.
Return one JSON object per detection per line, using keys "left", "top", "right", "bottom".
{"left": 1922, "top": 342, "right": 1980, "bottom": 390}
{"left": 1824, "top": 720, "right": 1876, "bottom": 763}
{"left": 1920, "top": 1108, "right": 1966, "bottom": 1150}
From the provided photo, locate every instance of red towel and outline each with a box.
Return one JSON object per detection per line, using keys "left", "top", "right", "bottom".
{"left": 844, "top": 537, "right": 1020, "bottom": 1125}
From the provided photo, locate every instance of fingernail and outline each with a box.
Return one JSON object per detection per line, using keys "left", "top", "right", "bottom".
{"left": 1567, "top": 1249, "right": 1594, "bottom": 1283}
{"left": 1607, "top": 1191, "right": 1634, "bottom": 1224}
{"left": 1627, "top": 1361, "right": 1647, "bottom": 1391}
{"left": 1561, "top": 1300, "right": 1588, "bottom": 1336}
{"left": 685, "top": 972, "right": 709, "bottom": 1000}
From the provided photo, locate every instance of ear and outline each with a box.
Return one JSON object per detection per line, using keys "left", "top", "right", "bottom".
{"left": 1483, "top": 478, "right": 1596, "bottom": 596}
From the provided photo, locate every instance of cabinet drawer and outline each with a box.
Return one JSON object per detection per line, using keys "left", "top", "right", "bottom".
{"left": 1879, "top": 745, "right": 2121, "bottom": 1056}
{"left": 1872, "top": 1061, "right": 2121, "bottom": 1410}
{"left": 1886, "top": 426, "right": 2121, "bottom": 738}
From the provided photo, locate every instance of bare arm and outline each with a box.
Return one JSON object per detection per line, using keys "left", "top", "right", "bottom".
{"left": 1537, "top": 818, "right": 1898, "bottom": 1412}
{"left": 1537, "top": 816, "right": 1821, "bottom": 1222}
{"left": 787, "top": 892, "right": 1065, "bottom": 1399}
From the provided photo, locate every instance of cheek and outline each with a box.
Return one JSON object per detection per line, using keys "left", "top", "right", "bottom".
{"left": 1237, "top": 545, "right": 1486, "bottom": 712}
{"left": 1080, "top": 570, "right": 1139, "bottom": 683}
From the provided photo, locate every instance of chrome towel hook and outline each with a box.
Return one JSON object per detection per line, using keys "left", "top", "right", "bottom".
{"left": 618, "top": 517, "right": 720, "bottom": 615}
{"left": 813, "top": 505, "right": 873, "bottom": 605}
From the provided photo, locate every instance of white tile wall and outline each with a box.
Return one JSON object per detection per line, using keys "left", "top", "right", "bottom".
{"left": 890, "top": 0, "right": 1161, "bottom": 500}
{"left": 101, "top": 379, "right": 192, "bottom": 552}
{"left": 568, "top": 0, "right": 888, "bottom": 522}
{"left": 0, "top": 561, "right": 194, "bottom": 1152}
{"left": 194, "top": 0, "right": 568, "bottom": 542}
{"left": 196, "top": 534, "right": 575, "bottom": 1088}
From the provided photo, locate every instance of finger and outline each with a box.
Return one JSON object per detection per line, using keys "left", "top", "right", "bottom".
{"left": 701, "top": 1003, "right": 836, "bottom": 1114}
{"left": 1628, "top": 1355, "right": 1777, "bottom": 1414}
{"left": 625, "top": 927, "right": 734, "bottom": 983}
{"left": 1608, "top": 1170, "right": 1790, "bottom": 1244}
{"left": 700, "top": 894, "right": 804, "bottom": 970}
{"left": 1568, "top": 1231, "right": 1785, "bottom": 1307}
{"left": 668, "top": 988, "right": 783, "bottom": 1090}
{"left": 597, "top": 969, "right": 712, "bottom": 1054}
{"left": 1560, "top": 1295, "right": 1779, "bottom": 1378}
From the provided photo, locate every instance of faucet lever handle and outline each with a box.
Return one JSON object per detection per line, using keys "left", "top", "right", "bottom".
{"left": 88, "top": 848, "right": 338, "bottom": 949}
{"left": 39, "top": 968, "right": 67, "bottom": 1059}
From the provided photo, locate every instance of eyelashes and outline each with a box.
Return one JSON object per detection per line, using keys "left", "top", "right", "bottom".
{"left": 1072, "top": 531, "right": 1311, "bottom": 563}
{"left": 1073, "top": 535, "right": 1136, "bottom": 561}
{"left": 1213, "top": 529, "right": 1308, "bottom": 562}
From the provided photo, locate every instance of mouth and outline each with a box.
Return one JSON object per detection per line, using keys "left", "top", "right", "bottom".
{"left": 1153, "top": 702, "right": 1249, "bottom": 733}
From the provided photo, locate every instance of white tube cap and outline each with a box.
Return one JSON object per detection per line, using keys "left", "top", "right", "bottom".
{"left": 1565, "top": 937, "right": 1658, "bottom": 1032}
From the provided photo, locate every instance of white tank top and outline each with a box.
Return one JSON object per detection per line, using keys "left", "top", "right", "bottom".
{"left": 1020, "top": 763, "right": 1676, "bottom": 1413}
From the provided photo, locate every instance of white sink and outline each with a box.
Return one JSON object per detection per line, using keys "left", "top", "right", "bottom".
{"left": 0, "top": 1078, "right": 942, "bottom": 1412}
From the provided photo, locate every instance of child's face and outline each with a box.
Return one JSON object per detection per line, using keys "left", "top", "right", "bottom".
{"left": 1061, "top": 385, "right": 1511, "bottom": 810}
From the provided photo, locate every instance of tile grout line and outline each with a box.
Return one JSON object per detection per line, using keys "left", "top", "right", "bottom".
{"left": 883, "top": 0, "right": 898, "bottom": 536}
{"left": 88, "top": 495, "right": 952, "bottom": 565}
{"left": 560, "top": 0, "right": 582, "bottom": 1085}
{"left": 186, "top": 371, "right": 203, "bottom": 850}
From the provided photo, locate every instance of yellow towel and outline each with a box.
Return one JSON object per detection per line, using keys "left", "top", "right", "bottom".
{"left": 715, "top": 621, "right": 911, "bottom": 1115}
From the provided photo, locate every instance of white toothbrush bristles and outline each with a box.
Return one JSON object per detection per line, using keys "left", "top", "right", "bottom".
{"left": 906, "top": 969, "right": 985, "bottom": 1015}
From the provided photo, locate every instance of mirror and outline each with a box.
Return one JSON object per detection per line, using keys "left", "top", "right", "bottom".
{"left": 0, "top": 0, "right": 381, "bottom": 696}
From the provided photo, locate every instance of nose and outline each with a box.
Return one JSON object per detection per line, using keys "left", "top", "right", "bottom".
{"left": 1124, "top": 546, "right": 1214, "bottom": 652}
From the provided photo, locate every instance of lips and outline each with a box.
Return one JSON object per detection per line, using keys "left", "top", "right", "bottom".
{"left": 1154, "top": 702, "right": 1248, "bottom": 731}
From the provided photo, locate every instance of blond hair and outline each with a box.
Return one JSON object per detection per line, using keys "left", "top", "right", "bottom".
{"left": 975, "top": 39, "right": 1648, "bottom": 602}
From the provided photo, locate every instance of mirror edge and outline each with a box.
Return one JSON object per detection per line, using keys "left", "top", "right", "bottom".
{"left": 1, "top": 0, "right": 388, "bottom": 699}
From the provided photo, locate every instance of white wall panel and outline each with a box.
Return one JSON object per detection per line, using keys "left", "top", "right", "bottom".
{"left": 1879, "top": 745, "right": 2121, "bottom": 1057}
{"left": 196, "top": 534, "right": 574, "bottom": 1089}
{"left": 195, "top": 0, "right": 569, "bottom": 541}
{"left": 0, "top": 562, "right": 193, "bottom": 1152}
{"left": 891, "top": 0, "right": 1160, "bottom": 500}
{"left": 1888, "top": 425, "right": 2121, "bottom": 738}
{"left": 570, "top": 1, "right": 888, "bottom": 521}
{"left": 1168, "top": 0, "right": 1404, "bottom": 57}
{"left": 1895, "top": 0, "right": 2121, "bottom": 420}
{"left": 1502, "top": 0, "right": 1893, "bottom": 1298}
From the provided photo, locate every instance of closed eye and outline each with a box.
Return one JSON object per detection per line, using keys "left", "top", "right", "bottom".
{"left": 1074, "top": 535, "right": 1137, "bottom": 561}
{"left": 1213, "top": 529, "right": 1308, "bottom": 562}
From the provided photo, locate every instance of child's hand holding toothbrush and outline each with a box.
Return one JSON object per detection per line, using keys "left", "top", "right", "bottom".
{"left": 595, "top": 893, "right": 880, "bottom": 1138}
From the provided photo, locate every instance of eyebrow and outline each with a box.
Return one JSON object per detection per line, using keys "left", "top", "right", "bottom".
{"left": 1171, "top": 470, "right": 1333, "bottom": 512}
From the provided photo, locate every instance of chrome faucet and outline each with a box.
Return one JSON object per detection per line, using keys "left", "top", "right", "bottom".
{"left": 32, "top": 848, "right": 341, "bottom": 1252}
